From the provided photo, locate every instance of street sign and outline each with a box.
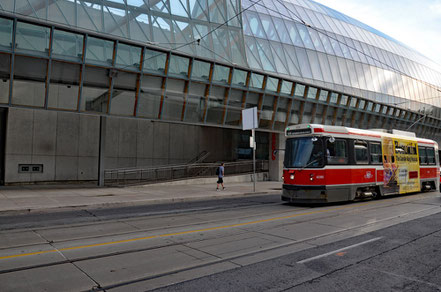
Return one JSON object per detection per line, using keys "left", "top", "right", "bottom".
{"left": 242, "top": 107, "right": 258, "bottom": 130}
{"left": 242, "top": 107, "right": 258, "bottom": 192}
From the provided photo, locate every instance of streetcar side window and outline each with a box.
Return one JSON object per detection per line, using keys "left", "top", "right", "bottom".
{"left": 418, "top": 146, "right": 427, "bottom": 165}
{"left": 354, "top": 140, "right": 369, "bottom": 164}
{"left": 326, "top": 139, "right": 348, "bottom": 165}
{"left": 369, "top": 142, "right": 382, "bottom": 164}
{"left": 426, "top": 147, "right": 435, "bottom": 165}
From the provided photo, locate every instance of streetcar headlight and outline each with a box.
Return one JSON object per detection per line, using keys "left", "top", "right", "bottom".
{"left": 290, "top": 174, "right": 295, "bottom": 180}
{"left": 310, "top": 174, "right": 314, "bottom": 181}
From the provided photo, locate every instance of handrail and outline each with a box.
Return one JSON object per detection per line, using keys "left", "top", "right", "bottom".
{"left": 104, "top": 160, "right": 268, "bottom": 186}
{"left": 187, "top": 150, "right": 210, "bottom": 164}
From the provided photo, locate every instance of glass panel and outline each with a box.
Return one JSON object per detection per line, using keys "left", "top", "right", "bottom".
{"left": 340, "top": 95, "right": 348, "bottom": 106}
{"left": 285, "top": 21, "right": 304, "bottom": 47}
{"left": 245, "top": 11, "right": 266, "bottom": 38}
{"left": 16, "top": 22, "right": 50, "bottom": 53}
{"left": 225, "top": 89, "right": 243, "bottom": 126}
{"left": 168, "top": 54, "right": 189, "bottom": 76}
{"left": 266, "top": 77, "right": 278, "bottom": 92}
{"left": 245, "top": 91, "right": 259, "bottom": 109}
{"left": 294, "top": 84, "right": 306, "bottom": 97}
{"left": 284, "top": 137, "right": 324, "bottom": 168}
{"left": 116, "top": 43, "right": 142, "bottom": 70}
{"left": 337, "top": 57, "right": 351, "bottom": 87}
{"left": 330, "top": 92, "right": 338, "bottom": 104}
{"left": 295, "top": 47, "right": 313, "bottom": 79}
{"left": 370, "top": 142, "right": 382, "bottom": 164}
{"left": 192, "top": 60, "right": 210, "bottom": 80}
{"left": 319, "top": 90, "right": 328, "bottom": 101}
{"left": 0, "top": 17, "right": 13, "bottom": 50}
{"left": 185, "top": 82, "right": 206, "bottom": 123}
{"left": 206, "top": 85, "right": 225, "bottom": 124}
{"left": 355, "top": 141, "right": 368, "bottom": 164}
{"left": 418, "top": 146, "right": 427, "bottom": 165}
{"left": 272, "top": 17, "right": 291, "bottom": 44}
{"left": 366, "top": 102, "right": 373, "bottom": 111}
{"left": 48, "top": 61, "right": 80, "bottom": 110}
{"left": 308, "top": 27, "right": 324, "bottom": 52}
{"left": 137, "top": 75, "right": 162, "bottom": 119}
{"left": 306, "top": 50, "right": 323, "bottom": 81}
{"left": 317, "top": 52, "right": 333, "bottom": 82}
{"left": 170, "top": 0, "right": 188, "bottom": 17}
{"left": 52, "top": 29, "right": 83, "bottom": 61}
{"left": 250, "top": 73, "right": 264, "bottom": 89}
{"left": 274, "top": 96, "right": 288, "bottom": 131}
{"left": 260, "top": 14, "right": 279, "bottom": 41}
{"left": 326, "top": 139, "right": 348, "bottom": 164}
{"left": 259, "top": 95, "right": 275, "bottom": 129}
{"left": 426, "top": 147, "right": 435, "bottom": 164}
{"left": 144, "top": 49, "right": 167, "bottom": 73}
{"left": 307, "top": 87, "right": 317, "bottom": 99}
{"left": 86, "top": 36, "right": 114, "bottom": 65}
{"left": 110, "top": 71, "right": 137, "bottom": 116}
{"left": 349, "top": 97, "right": 357, "bottom": 108}
{"left": 232, "top": 69, "right": 247, "bottom": 86}
{"left": 213, "top": 64, "right": 230, "bottom": 83}
{"left": 328, "top": 55, "right": 342, "bottom": 85}
{"left": 162, "top": 78, "right": 185, "bottom": 121}
{"left": 281, "top": 80, "right": 293, "bottom": 95}
{"left": 80, "top": 66, "right": 110, "bottom": 113}
{"left": 12, "top": 56, "right": 46, "bottom": 107}
{"left": 295, "top": 23, "right": 314, "bottom": 50}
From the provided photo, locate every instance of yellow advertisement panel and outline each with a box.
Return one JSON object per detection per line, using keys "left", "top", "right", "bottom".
{"left": 382, "top": 137, "right": 420, "bottom": 194}
{"left": 382, "top": 137, "right": 399, "bottom": 194}
{"left": 393, "top": 138, "right": 420, "bottom": 194}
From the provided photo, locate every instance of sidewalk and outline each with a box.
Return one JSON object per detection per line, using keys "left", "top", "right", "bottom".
{"left": 0, "top": 180, "right": 282, "bottom": 214}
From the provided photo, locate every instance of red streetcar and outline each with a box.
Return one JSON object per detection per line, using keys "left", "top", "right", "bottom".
{"left": 282, "top": 124, "right": 440, "bottom": 203}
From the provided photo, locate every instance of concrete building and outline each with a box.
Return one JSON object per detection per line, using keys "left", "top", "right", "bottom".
{"left": 0, "top": 0, "right": 440, "bottom": 184}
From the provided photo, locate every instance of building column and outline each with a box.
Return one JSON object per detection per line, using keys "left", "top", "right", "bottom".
{"left": 98, "top": 116, "right": 107, "bottom": 186}
{"left": 268, "top": 132, "right": 285, "bottom": 182}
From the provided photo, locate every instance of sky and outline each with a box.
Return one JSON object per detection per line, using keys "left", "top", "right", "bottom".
{"left": 312, "top": 0, "right": 441, "bottom": 66}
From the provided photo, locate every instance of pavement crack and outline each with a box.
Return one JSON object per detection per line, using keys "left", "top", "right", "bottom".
{"left": 33, "top": 231, "right": 104, "bottom": 291}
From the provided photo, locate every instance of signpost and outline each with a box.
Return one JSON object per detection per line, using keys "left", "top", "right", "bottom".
{"left": 242, "top": 107, "right": 258, "bottom": 192}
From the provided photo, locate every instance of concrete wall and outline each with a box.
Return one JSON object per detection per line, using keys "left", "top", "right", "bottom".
{"left": 5, "top": 108, "right": 100, "bottom": 183}
{"left": 4, "top": 109, "right": 242, "bottom": 184}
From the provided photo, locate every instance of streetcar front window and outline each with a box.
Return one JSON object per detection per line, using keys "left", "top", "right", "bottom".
{"left": 284, "top": 137, "right": 324, "bottom": 168}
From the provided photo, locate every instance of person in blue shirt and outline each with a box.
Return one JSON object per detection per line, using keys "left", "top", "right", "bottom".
{"left": 216, "top": 163, "right": 225, "bottom": 191}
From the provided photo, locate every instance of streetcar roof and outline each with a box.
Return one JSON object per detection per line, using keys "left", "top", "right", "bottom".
{"left": 285, "top": 124, "right": 437, "bottom": 146}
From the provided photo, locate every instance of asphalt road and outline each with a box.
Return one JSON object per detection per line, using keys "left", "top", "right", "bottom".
{"left": 0, "top": 192, "right": 440, "bottom": 291}
{"left": 156, "top": 210, "right": 441, "bottom": 292}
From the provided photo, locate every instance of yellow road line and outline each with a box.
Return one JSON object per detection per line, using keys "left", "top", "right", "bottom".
{"left": 0, "top": 195, "right": 429, "bottom": 261}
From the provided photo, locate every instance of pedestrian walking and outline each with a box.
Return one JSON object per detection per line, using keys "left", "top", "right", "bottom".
{"left": 216, "top": 163, "right": 225, "bottom": 191}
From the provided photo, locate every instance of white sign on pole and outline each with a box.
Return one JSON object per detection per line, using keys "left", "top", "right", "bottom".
{"left": 242, "top": 107, "right": 258, "bottom": 130}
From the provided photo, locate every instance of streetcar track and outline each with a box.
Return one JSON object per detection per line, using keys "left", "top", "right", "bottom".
{"left": 0, "top": 201, "right": 438, "bottom": 279}
{"left": 0, "top": 200, "right": 287, "bottom": 233}
{"left": 86, "top": 208, "right": 441, "bottom": 291}
{"left": 0, "top": 193, "right": 437, "bottom": 254}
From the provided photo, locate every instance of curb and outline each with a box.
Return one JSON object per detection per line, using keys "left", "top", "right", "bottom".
{"left": 0, "top": 191, "right": 282, "bottom": 215}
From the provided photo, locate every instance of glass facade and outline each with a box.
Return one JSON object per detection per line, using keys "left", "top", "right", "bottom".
{"left": 241, "top": 0, "right": 441, "bottom": 113}
{"left": 0, "top": 0, "right": 440, "bottom": 139}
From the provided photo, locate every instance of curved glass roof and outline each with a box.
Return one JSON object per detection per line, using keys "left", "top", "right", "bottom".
{"left": 1, "top": 0, "right": 441, "bottom": 112}
{"left": 241, "top": 0, "right": 441, "bottom": 111}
